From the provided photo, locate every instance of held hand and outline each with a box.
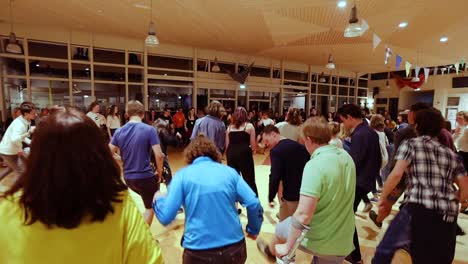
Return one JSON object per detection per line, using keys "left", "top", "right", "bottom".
{"left": 246, "top": 233, "right": 257, "bottom": 240}
{"left": 275, "top": 243, "right": 290, "bottom": 258}
{"left": 377, "top": 199, "right": 392, "bottom": 221}
{"left": 30, "top": 126, "right": 36, "bottom": 134}
{"left": 152, "top": 190, "right": 164, "bottom": 203}
{"left": 17, "top": 151, "right": 24, "bottom": 157}
{"left": 155, "top": 172, "right": 163, "bottom": 183}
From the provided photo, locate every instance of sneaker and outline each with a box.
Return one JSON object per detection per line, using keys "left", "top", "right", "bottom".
{"left": 369, "top": 210, "right": 382, "bottom": 228}
{"left": 344, "top": 255, "right": 363, "bottom": 264}
{"left": 256, "top": 238, "right": 276, "bottom": 262}
{"left": 363, "top": 202, "right": 373, "bottom": 213}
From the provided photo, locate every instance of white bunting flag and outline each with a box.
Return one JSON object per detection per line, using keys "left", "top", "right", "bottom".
{"left": 373, "top": 34, "right": 381, "bottom": 50}
{"left": 455, "top": 63, "right": 460, "bottom": 74}
{"left": 433, "top": 67, "right": 438, "bottom": 76}
{"left": 385, "top": 47, "right": 392, "bottom": 65}
{"left": 405, "top": 61, "right": 412, "bottom": 77}
{"left": 415, "top": 66, "right": 421, "bottom": 77}
{"left": 360, "top": 19, "right": 369, "bottom": 36}
{"left": 424, "top": 68, "right": 430, "bottom": 83}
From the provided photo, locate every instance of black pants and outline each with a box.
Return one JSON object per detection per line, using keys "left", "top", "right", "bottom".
{"left": 458, "top": 151, "right": 468, "bottom": 171}
{"left": 372, "top": 204, "right": 456, "bottom": 264}
{"left": 183, "top": 239, "right": 247, "bottom": 264}
{"left": 349, "top": 186, "right": 370, "bottom": 261}
{"left": 227, "top": 152, "right": 257, "bottom": 196}
{"left": 411, "top": 205, "right": 457, "bottom": 263}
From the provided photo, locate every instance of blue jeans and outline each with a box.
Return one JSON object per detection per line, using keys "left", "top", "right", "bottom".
{"left": 372, "top": 205, "right": 411, "bottom": 264}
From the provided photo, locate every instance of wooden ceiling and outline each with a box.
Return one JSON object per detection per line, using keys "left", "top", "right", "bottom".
{"left": 1, "top": 0, "right": 467, "bottom": 73}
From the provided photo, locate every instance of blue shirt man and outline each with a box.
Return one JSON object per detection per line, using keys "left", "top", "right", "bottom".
{"left": 190, "top": 100, "right": 226, "bottom": 152}
{"left": 110, "top": 100, "right": 164, "bottom": 225}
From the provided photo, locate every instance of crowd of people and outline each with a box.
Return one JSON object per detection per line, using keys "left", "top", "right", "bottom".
{"left": 0, "top": 98, "right": 467, "bottom": 264}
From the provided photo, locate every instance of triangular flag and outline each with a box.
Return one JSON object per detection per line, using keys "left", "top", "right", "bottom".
{"left": 415, "top": 66, "right": 421, "bottom": 77}
{"left": 373, "top": 34, "right": 381, "bottom": 50}
{"left": 395, "top": 55, "right": 402, "bottom": 69}
{"left": 385, "top": 47, "right": 392, "bottom": 65}
{"left": 434, "top": 67, "right": 438, "bottom": 76}
{"left": 360, "top": 19, "right": 369, "bottom": 35}
{"left": 455, "top": 63, "right": 460, "bottom": 74}
{"left": 424, "top": 68, "right": 430, "bottom": 83}
{"left": 405, "top": 61, "right": 412, "bottom": 77}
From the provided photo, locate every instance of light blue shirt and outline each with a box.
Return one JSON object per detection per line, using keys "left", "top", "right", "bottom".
{"left": 190, "top": 115, "right": 226, "bottom": 151}
{"left": 154, "top": 157, "right": 263, "bottom": 250}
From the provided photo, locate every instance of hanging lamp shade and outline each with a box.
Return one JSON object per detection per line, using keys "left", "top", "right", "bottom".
{"left": 211, "top": 57, "right": 221, "bottom": 72}
{"left": 319, "top": 72, "right": 326, "bottom": 83}
{"left": 72, "top": 87, "right": 82, "bottom": 94}
{"left": 344, "top": 5, "right": 362, "bottom": 38}
{"left": 6, "top": 32, "right": 22, "bottom": 54}
{"left": 326, "top": 54, "right": 335, "bottom": 70}
{"left": 411, "top": 76, "right": 420, "bottom": 82}
{"left": 145, "top": 22, "right": 159, "bottom": 47}
{"left": 6, "top": 1, "right": 22, "bottom": 54}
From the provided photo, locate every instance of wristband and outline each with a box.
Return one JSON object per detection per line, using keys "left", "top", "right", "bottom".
{"left": 291, "top": 216, "right": 310, "bottom": 232}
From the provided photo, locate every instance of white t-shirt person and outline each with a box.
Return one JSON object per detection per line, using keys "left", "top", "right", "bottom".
{"left": 87, "top": 112, "right": 101, "bottom": 127}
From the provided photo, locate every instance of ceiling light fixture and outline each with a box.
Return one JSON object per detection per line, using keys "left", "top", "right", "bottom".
{"left": 337, "top": 1, "right": 347, "bottom": 8}
{"left": 398, "top": 22, "right": 408, "bottom": 28}
{"left": 178, "top": 95, "right": 182, "bottom": 99}
{"left": 326, "top": 54, "right": 336, "bottom": 70}
{"left": 85, "top": 67, "right": 90, "bottom": 71}
{"left": 145, "top": 0, "right": 159, "bottom": 47}
{"left": 344, "top": 5, "right": 362, "bottom": 38}
{"left": 211, "top": 57, "right": 221, "bottom": 72}
{"left": 36, "top": 63, "right": 40, "bottom": 67}
{"left": 411, "top": 76, "right": 420, "bottom": 82}
{"left": 73, "top": 87, "right": 82, "bottom": 94}
{"left": 440, "top": 36, "right": 448, "bottom": 43}
{"left": 319, "top": 72, "right": 326, "bottom": 83}
{"left": 5, "top": 0, "right": 22, "bottom": 54}
{"left": 239, "top": 84, "right": 246, "bottom": 89}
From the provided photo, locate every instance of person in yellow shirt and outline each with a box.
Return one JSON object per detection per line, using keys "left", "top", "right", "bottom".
{"left": 0, "top": 108, "right": 163, "bottom": 264}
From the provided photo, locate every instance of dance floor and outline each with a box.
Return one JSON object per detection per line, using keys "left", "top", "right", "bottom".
{"left": 1, "top": 147, "right": 467, "bottom": 264}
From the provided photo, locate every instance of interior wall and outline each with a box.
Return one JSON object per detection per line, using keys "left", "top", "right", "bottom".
{"left": 0, "top": 23, "right": 357, "bottom": 77}
{"left": 369, "top": 73, "right": 468, "bottom": 117}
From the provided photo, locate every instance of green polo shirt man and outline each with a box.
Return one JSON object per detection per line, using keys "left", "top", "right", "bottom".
{"left": 263, "top": 117, "right": 356, "bottom": 264}
{"left": 299, "top": 144, "right": 356, "bottom": 256}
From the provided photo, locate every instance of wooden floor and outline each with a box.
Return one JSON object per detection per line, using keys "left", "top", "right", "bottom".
{"left": 1, "top": 147, "right": 468, "bottom": 264}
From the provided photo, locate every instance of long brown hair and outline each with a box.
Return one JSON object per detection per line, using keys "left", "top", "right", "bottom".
{"left": 232, "top": 106, "right": 248, "bottom": 129}
{"left": 4, "top": 108, "right": 126, "bottom": 228}
{"left": 107, "top": 105, "right": 118, "bottom": 117}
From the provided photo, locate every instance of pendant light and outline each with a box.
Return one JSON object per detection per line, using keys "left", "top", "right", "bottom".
{"left": 145, "top": 0, "right": 159, "bottom": 47}
{"left": 318, "top": 72, "right": 326, "bottom": 83}
{"left": 326, "top": 54, "right": 335, "bottom": 70}
{"left": 211, "top": 57, "right": 221, "bottom": 72}
{"left": 6, "top": 0, "right": 22, "bottom": 54}
{"left": 344, "top": 5, "right": 363, "bottom": 38}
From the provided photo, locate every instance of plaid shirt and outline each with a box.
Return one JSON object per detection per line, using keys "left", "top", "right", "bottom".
{"left": 395, "top": 136, "right": 467, "bottom": 217}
